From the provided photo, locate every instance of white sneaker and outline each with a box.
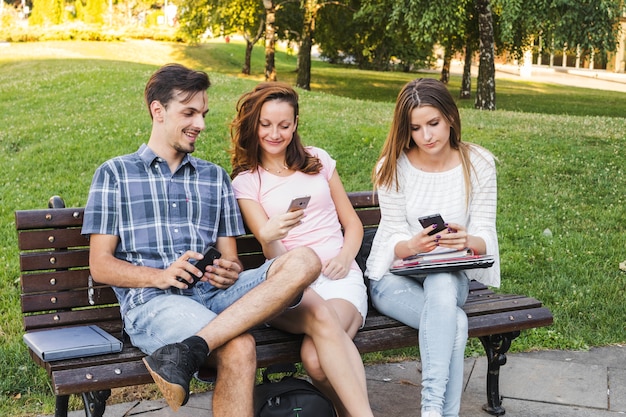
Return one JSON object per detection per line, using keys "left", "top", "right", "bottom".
{"left": 422, "top": 411, "right": 442, "bottom": 417}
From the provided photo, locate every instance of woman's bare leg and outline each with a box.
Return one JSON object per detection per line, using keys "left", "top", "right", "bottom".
{"left": 270, "top": 292, "right": 373, "bottom": 417}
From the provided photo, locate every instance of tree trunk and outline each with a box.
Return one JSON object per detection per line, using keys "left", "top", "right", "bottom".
{"left": 440, "top": 48, "right": 451, "bottom": 84}
{"left": 263, "top": 0, "right": 277, "bottom": 81}
{"left": 296, "top": 0, "right": 316, "bottom": 90}
{"left": 242, "top": 19, "right": 265, "bottom": 75}
{"left": 474, "top": 0, "right": 496, "bottom": 110}
{"left": 460, "top": 40, "right": 473, "bottom": 99}
{"left": 242, "top": 41, "right": 253, "bottom": 75}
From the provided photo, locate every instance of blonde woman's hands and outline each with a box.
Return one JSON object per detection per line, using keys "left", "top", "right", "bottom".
{"left": 406, "top": 222, "right": 469, "bottom": 254}
{"left": 430, "top": 222, "right": 469, "bottom": 251}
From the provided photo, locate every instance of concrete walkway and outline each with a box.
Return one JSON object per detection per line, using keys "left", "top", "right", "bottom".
{"left": 494, "top": 63, "right": 626, "bottom": 93}
{"left": 46, "top": 344, "right": 626, "bottom": 417}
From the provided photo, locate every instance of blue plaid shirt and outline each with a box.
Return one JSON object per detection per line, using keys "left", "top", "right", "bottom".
{"left": 82, "top": 144, "right": 245, "bottom": 315}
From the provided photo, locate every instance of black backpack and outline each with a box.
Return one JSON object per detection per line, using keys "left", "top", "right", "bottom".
{"left": 254, "top": 363, "right": 337, "bottom": 417}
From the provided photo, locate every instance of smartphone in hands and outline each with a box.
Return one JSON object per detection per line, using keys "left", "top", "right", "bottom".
{"left": 178, "top": 246, "right": 222, "bottom": 288}
{"left": 418, "top": 213, "right": 447, "bottom": 236}
{"left": 286, "top": 196, "right": 311, "bottom": 212}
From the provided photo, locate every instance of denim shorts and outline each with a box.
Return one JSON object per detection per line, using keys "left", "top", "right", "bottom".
{"left": 123, "top": 260, "right": 274, "bottom": 354}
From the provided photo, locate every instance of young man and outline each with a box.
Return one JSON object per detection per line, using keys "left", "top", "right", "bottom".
{"left": 82, "top": 63, "right": 321, "bottom": 416}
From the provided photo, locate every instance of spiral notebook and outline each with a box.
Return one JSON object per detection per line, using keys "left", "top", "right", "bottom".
{"left": 23, "top": 325, "right": 123, "bottom": 361}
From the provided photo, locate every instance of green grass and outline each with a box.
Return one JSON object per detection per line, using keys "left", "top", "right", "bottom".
{"left": 1, "top": 40, "right": 625, "bottom": 416}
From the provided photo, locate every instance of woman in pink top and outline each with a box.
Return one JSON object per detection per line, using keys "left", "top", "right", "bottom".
{"left": 230, "top": 82, "right": 372, "bottom": 417}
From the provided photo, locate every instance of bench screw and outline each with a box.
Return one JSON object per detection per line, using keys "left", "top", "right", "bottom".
{"left": 53, "top": 315, "right": 59, "bottom": 321}
{"left": 85, "top": 373, "right": 93, "bottom": 380}
{"left": 48, "top": 236, "right": 55, "bottom": 243}
{"left": 49, "top": 257, "right": 56, "bottom": 264}
{"left": 50, "top": 278, "right": 56, "bottom": 285}
{"left": 73, "top": 211, "right": 80, "bottom": 219}
{"left": 45, "top": 214, "right": 52, "bottom": 220}
{"left": 50, "top": 297, "right": 57, "bottom": 304}
{"left": 114, "top": 369, "right": 122, "bottom": 375}
{"left": 509, "top": 315, "right": 515, "bottom": 321}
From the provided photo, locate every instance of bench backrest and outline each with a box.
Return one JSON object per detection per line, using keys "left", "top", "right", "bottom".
{"left": 15, "top": 191, "right": 379, "bottom": 336}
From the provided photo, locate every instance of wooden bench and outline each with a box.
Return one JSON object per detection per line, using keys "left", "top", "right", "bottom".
{"left": 15, "top": 191, "right": 553, "bottom": 417}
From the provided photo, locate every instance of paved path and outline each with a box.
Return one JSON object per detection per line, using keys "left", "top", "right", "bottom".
{"left": 46, "top": 345, "right": 626, "bottom": 417}
{"left": 494, "top": 63, "right": 626, "bottom": 93}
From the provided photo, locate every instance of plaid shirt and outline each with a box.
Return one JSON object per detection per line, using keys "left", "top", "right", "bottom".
{"left": 82, "top": 144, "right": 245, "bottom": 315}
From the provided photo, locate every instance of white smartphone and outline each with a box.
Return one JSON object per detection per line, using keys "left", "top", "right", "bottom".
{"left": 287, "top": 196, "right": 311, "bottom": 212}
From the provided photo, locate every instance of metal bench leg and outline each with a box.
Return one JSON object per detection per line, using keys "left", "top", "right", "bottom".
{"left": 478, "top": 331, "right": 520, "bottom": 416}
{"left": 81, "top": 390, "right": 111, "bottom": 417}
{"left": 55, "top": 395, "right": 69, "bottom": 417}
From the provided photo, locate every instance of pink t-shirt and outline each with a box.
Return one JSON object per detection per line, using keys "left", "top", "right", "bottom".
{"left": 232, "top": 147, "right": 359, "bottom": 272}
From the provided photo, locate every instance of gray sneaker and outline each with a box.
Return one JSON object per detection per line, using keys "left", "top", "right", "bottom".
{"left": 143, "top": 343, "right": 199, "bottom": 411}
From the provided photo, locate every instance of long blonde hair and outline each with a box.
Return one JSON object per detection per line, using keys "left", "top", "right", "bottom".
{"left": 373, "top": 78, "right": 477, "bottom": 206}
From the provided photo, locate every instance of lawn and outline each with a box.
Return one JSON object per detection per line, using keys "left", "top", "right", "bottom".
{"left": 1, "top": 40, "right": 625, "bottom": 416}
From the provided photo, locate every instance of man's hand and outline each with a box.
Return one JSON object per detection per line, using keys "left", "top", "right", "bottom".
{"left": 162, "top": 250, "right": 205, "bottom": 289}
{"left": 204, "top": 258, "right": 242, "bottom": 289}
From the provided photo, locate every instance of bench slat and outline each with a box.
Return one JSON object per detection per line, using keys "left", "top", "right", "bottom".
{"left": 467, "top": 307, "right": 554, "bottom": 337}
{"left": 18, "top": 228, "right": 88, "bottom": 251}
{"left": 21, "top": 287, "right": 118, "bottom": 313}
{"left": 52, "top": 360, "right": 152, "bottom": 396}
{"left": 464, "top": 294, "right": 544, "bottom": 315}
{"left": 346, "top": 191, "right": 378, "bottom": 208}
{"left": 21, "top": 269, "right": 91, "bottom": 294}
{"left": 15, "top": 208, "right": 85, "bottom": 230}
{"left": 20, "top": 250, "right": 90, "bottom": 272}
{"left": 23, "top": 306, "right": 122, "bottom": 331}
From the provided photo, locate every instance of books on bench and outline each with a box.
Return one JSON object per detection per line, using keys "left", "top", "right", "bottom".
{"left": 390, "top": 248, "right": 495, "bottom": 276}
{"left": 23, "top": 325, "right": 123, "bottom": 361}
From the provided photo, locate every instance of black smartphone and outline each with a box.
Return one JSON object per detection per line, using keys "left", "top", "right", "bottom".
{"left": 178, "top": 246, "right": 222, "bottom": 288}
{"left": 418, "top": 213, "right": 447, "bottom": 236}
{"left": 287, "top": 195, "right": 311, "bottom": 212}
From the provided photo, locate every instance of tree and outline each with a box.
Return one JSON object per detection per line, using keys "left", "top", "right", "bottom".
{"left": 178, "top": 0, "right": 265, "bottom": 75}
{"left": 494, "top": 0, "right": 622, "bottom": 69}
{"left": 475, "top": 0, "right": 496, "bottom": 110}
{"left": 218, "top": 0, "right": 265, "bottom": 75}
{"left": 295, "top": 0, "right": 318, "bottom": 89}
{"left": 263, "top": 0, "right": 278, "bottom": 81}
{"left": 554, "top": 0, "right": 622, "bottom": 60}
{"left": 30, "top": 0, "right": 63, "bottom": 25}
{"left": 319, "top": 0, "right": 432, "bottom": 71}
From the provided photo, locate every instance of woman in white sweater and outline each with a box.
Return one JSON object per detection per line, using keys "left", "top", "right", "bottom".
{"left": 366, "top": 78, "right": 500, "bottom": 417}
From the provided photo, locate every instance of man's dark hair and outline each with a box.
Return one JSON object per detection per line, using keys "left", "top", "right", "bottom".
{"left": 144, "top": 63, "right": 211, "bottom": 118}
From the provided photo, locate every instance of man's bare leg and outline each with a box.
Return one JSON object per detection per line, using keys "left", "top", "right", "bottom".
{"left": 197, "top": 246, "right": 320, "bottom": 349}
{"left": 144, "top": 246, "right": 320, "bottom": 410}
{"left": 211, "top": 334, "right": 257, "bottom": 417}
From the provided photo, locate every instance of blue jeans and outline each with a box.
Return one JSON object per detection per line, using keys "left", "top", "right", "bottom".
{"left": 124, "top": 260, "right": 273, "bottom": 354}
{"left": 369, "top": 271, "right": 469, "bottom": 417}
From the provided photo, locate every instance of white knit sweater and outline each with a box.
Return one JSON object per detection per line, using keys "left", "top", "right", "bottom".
{"left": 365, "top": 144, "right": 500, "bottom": 288}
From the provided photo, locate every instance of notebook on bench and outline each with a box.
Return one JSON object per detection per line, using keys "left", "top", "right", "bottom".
{"left": 23, "top": 325, "right": 123, "bottom": 361}
{"left": 390, "top": 248, "right": 495, "bottom": 276}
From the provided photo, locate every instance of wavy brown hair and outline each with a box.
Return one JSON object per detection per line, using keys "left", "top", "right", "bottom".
{"left": 230, "top": 82, "right": 322, "bottom": 179}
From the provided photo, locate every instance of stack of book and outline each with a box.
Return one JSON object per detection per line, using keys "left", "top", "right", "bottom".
{"left": 390, "top": 248, "right": 494, "bottom": 275}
